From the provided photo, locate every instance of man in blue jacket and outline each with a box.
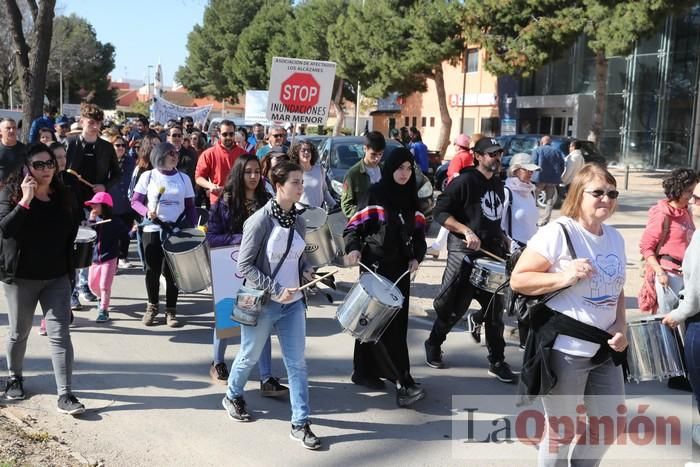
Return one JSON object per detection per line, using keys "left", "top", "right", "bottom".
{"left": 531, "top": 135, "right": 565, "bottom": 226}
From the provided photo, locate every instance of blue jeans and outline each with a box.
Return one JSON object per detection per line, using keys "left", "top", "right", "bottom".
{"left": 213, "top": 330, "right": 272, "bottom": 381}
{"left": 684, "top": 320, "right": 700, "bottom": 415}
{"left": 226, "top": 299, "right": 309, "bottom": 425}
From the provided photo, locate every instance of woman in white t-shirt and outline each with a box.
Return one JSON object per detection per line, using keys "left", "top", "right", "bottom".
{"left": 289, "top": 141, "right": 337, "bottom": 210}
{"left": 131, "top": 142, "right": 196, "bottom": 328}
{"left": 501, "top": 152, "right": 540, "bottom": 253}
{"left": 511, "top": 163, "right": 628, "bottom": 466}
{"left": 222, "top": 161, "right": 321, "bottom": 450}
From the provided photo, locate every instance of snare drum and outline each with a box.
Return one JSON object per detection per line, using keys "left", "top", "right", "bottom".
{"left": 300, "top": 207, "right": 337, "bottom": 267}
{"left": 73, "top": 227, "right": 97, "bottom": 269}
{"left": 468, "top": 257, "right": 507, "bottom": 295}
{"left": 336, "top": 272, "right": 404, "bottom": 343}
{"left": 162, "top": 228, "right": 212, "bottom": 293}
{"left": 627, "top": 317, "right": 685, "bottom": 383}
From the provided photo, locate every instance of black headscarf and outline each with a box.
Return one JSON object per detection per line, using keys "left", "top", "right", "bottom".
{"left": 376, "top": 147, "right": 418, "bottom": 214}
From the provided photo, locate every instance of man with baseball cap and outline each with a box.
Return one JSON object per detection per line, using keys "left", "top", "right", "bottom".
{"left": 424, "top": 137, "right": 516, "bottom": 383}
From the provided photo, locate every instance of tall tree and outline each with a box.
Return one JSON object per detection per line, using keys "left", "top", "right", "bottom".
{"left": 464, "top": 0, "right": 697, "bottom": 144}
{"left": 46, "top": 14, "right": 116, "bottom": 108}
{"left": 3, "top": 0, "right": 56, "bottom": 141}
{"left": 176, "top": 0, "right": 263, "bottom": 101}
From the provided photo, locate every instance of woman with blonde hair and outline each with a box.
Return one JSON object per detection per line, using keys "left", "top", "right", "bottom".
{"left": 511, "top": 163, "right": 628, "bottom": 466}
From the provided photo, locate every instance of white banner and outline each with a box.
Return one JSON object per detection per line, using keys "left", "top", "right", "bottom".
{"left": 244, "top": 90, "right": 270, "bottom": 125}
{"left": 151, "top": 96, "right": 212, "bottom": 126}
{"left": 62, "top": 103, "right": 81, "bottom": 118}
{"left": 266, "top": 57, "right": 336, "bottom": 126}
{"left": 210, "top": 244, "right": 244, "bottom": 339}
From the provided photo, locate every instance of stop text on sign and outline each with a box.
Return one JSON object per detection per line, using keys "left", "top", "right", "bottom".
{"left": 283, "top": 84, "right": 318, "bottom": 103}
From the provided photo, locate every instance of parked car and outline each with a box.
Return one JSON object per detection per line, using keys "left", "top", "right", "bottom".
{"left": 296, "top": 135, "right": 329, "bottom": 150}
{"left": 318, "top": 136, "right": 434, "bottom": 219}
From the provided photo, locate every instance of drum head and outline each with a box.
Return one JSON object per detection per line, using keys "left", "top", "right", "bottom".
{"left": 163, "top": 228, "right": 205, "bottom": 253}
{"left": 359, "top": 273, "right": 403, "bottom": 307}
{"left": 75, "top": 226, "right": 97, "bottom": 242}
{"left": 300, "top": 207, "right": 327, "bottom": 230}
{"left": 473, "top": 257, "right": 506, "bottom": 274}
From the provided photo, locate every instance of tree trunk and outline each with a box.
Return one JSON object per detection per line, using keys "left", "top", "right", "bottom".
{"left": 434, "top": 63, "right": 452, "bottom": 156}
{"left": 331, "top": 77, "right": 345, "bottom": 136}
{"left": 5, "top": 0, "right": 56, "bottom": 142}
{"left": 588, "top": 50, "right": 608, "bottom": 145}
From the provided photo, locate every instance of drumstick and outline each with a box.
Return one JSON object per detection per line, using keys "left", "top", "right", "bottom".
{"left": 297, "top": 269, "right": 339, "bottom": 291}
{"left": 66, "top": 169, "right": 95, "bottom": 189}
{"left": 479, "top": 248, "right": 506, "bottom": 263}
{"left": 91, "top": 219, "right": 112, "bottom": 226}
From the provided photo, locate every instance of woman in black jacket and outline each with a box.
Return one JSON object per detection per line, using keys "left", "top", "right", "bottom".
{"left": 0, "top": 143, "right": 85, "bottom": 415}
{"left": 343, "top": 147, "right": 427, "bottom": 407}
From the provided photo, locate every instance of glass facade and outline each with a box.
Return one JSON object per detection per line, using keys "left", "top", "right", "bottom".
{"left": 519, "top": 6, "right": 700, "bottom": 169}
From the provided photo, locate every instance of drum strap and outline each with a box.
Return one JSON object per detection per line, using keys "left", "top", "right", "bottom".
{"left": 243, "top": 227, "right": 295, "bottom": 287}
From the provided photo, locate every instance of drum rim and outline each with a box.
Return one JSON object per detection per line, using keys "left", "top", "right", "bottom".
{"left": 357, "top": 272, "right": 403, "bottom": 306}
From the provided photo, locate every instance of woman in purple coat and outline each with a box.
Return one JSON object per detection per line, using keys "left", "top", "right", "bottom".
{"left": 205, "top": 154, "right": 288, "bottom": 396}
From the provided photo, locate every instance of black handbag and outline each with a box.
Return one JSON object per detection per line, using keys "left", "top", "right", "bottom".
{"left": 232, "top": 227, "right": 295, "bottom": 326}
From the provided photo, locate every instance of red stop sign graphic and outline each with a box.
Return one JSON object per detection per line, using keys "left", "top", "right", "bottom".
{"left": 280, "top": 72, "right": 320, "bottom": 112}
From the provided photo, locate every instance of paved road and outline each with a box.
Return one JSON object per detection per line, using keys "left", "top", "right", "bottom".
{"left": 0, "top": 168, "right": 696, "bottom": 466}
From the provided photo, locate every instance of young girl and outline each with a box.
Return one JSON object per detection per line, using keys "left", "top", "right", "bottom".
{"left": 85, "top": 192, "right": 127, "bottom": 323}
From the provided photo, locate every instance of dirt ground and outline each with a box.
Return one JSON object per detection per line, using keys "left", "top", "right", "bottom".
{"left": 0, "top": 406, "right": 88, "bottom": 466}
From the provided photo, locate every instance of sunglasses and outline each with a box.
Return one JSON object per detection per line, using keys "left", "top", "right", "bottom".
{"left": 30, "top": 160, "right": 56, "bottom": 170}
{"left": 271, "top": 134, "right": 285, "bottom": 138}
{"left": 170, "top": 133, "right": 182, "bottom": 138}
{"left": 584, "top": 189, "right": 620, "bottom": 199}
{"left": 114, "top": 143, "right": 126, "bottom": 148}
{"left": 220, "top": 132, "right": 235, "bottom": 137}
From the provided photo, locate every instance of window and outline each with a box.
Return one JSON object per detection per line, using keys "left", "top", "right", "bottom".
{"left": 465, "top": 48, "right": 479, "bottom": 73}
{"left": 388, "top": 118, "right": 396, "bottom": 131}
{"left": 421, "top": 116, "right": 427, "bottom": 127}
{"left": 404, "top": 116, "right": 410, "bottom": 127}
{"left": 430, "top": 117, "right": 435, "bottom": 127}
{"left": 412, "top": 116, "right": 417, "bottom": 128}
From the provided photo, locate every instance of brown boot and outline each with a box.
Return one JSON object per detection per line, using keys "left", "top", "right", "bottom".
{"left": 165, "top": 307, "right": 181, "bottom": 328}
{"left": 142, "top": 303, "right": 158, "bottom": 326}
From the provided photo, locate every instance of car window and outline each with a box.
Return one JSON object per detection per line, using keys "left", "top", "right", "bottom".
{"left": 331, "top": 143, "right": 365, "bottom": 169}
{"left": 510, "top": 137, "right": 538, "bottom": 155}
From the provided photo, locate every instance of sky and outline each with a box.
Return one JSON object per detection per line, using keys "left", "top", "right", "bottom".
{"left": 58, "top": 0, "right": 208, "bottom": 87}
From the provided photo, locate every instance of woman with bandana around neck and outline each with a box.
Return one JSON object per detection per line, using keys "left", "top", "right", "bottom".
{"left": 343, "top": 147, "right": 427, "bottom": 408}
{"left": 222, "top": 161, "right": 321, "bottom": 450}
{"left": 130, "top": 142, "right": 197, "bottom": 328}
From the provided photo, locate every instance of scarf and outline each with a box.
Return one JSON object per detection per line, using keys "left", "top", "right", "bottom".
{"left": 505, "top": 176, "right": 536, "bottom": 195}
{"left": 270, "top": 199, "right": 298, "bottom": 228}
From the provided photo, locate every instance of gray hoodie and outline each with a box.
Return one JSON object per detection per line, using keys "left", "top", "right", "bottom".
{"left": 669, "top": 229, "right": 700, "bottom": 322}
{"left": 237, "top": 200, "right": 310, "bottom": 299}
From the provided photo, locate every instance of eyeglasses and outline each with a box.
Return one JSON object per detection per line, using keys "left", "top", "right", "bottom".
{"left": 689, "top": 194, "right": 700, "bottom": 205}
{"left": 220, "top": 132, "right": 235, "bottom": 137}
{"left": 170, "top": 133, "right": 182, "bottom": 138}
{"left": 114, "top": 143, "right": 126, "bottom": 148}
{"left": 584, "top": 189, "right": 620, "bottom": 199}
{"left": 487, "top": 150, "right": 503, "bottom": 157}
{"left": 166, "top": 151, "right": 178, "bottom": 157}
{"left": 299, "top": 148, "right": 311, "bottom": 153}
{"left": 30, "top": 160, "right": 56, "bottom": 170}
{"left": 271, "top": 133, "right": 285, "bottom": 138}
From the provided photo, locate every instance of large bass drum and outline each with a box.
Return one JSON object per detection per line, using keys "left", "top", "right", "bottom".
{"left": 626, "top": 317, "right": 685, "bottom": 383}
{"left": 300, "top": 207, "right": 337, "bottom": 267}
{"left": 162, "top": 228, "right": 212, "bottom": 293}
{"left": 73, "top": 227, "right": 97, "bottom": 269}
{"left": 336, "top": 272, "right": 404, "bottom": 343}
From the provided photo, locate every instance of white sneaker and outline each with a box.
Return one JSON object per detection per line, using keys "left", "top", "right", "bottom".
{"left": 426, "top": 247, "right": 440, "bottom": 259}
{"left": 118, "top": 259, "right": 132, "bottom": 269}
{"left": 692, "top": 424, "right": 700, "bottom": 446}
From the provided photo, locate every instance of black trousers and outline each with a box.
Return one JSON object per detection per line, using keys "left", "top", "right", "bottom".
{"left": 141, "top": 231, "right": 178, "bottom": 308}
{"left": 353, "top": 260, "right": 414, "bottom": 387}
{"left": 115, "top": 212, "right": 135, "bottom": 260}
{"left": 427, "top": 245, "right": 506, "bottom": 364}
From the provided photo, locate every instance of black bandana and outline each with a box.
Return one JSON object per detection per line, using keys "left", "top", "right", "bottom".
{"left": 270, "top": 199, "right": 297, "bottom": 228}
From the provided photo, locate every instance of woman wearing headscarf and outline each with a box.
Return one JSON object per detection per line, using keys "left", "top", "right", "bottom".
{"left": 131, "top": 142, "right": 197, "bottom": 327}
{"left": 343, "top": 147, "right": 427, "bottom": 407}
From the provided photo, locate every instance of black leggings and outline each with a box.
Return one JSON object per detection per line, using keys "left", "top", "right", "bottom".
{"left": 141, "top": 231, "right": 178, "bottom": 307}
{"left": 116, "top": 212, "right": 135, "bottom": 259}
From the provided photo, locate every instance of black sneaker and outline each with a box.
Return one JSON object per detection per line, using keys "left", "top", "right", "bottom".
{"left": 260, "top": 377, "right": 289, "bottom": 397}
{"left": 79, "top": 287, "right": 98, "bottom": 302}
{"left": 222, "top": 396, "right": 252, "bottom": 422}
{"left": 4, "top": 377, "right": 25, "bottom": 400}
{"left": 209, "top": 362, "right": 229, "bottom": 384}
{"left": 350, "top": 372, "right": 385, "bottom": 390}
{"left": 70, "top": 293, "right": 82, "bottom": 311}
{"left": 467, "top": 312, "right": 482, "bottom": 343}
{"left": 397, "top": 384, "right": 426, "bottom": 407}
{"left": 290, "top": 422, "right": 321, "bottom": 450}
{"left": 424, "top": 340, "right": 444, "bottom": 369}
{"left": 57, "top": 393, "right": 85, "bottom": 415}
{"left": 488, "top": 361, "right": 517, "bottom": 383}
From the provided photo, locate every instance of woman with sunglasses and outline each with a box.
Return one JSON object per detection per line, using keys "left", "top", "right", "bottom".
{"left": 131, "top": 142, "right": 197, "bottom": 327}
{"left": 0, "top": 143, "right": 85, "bottom": 414}
{"left": 511, "top": 164, "right": 628, "bottom": 466}
{"left": 109, "top": 135, "right": 136, "bottom": 269}
{"left": 289, "top": 141, "right": 337, "bottom": 210}
{"left": 205, "top": 155, "right": 288, "bottom": 397}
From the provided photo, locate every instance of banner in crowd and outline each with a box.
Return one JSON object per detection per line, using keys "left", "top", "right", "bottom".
{"left": 266, "top": 57, "right": 336, "bottom": 126}
{"left": 210, "top": 245, "right": 244, "bottom": 339}
{"left": 244, "top": 90, "right": 270, "bottom": 126}
{"left": 151, "top": 96, "right": 212, "bottom": 126}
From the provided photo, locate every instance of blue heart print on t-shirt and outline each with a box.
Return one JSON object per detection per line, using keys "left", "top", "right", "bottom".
{"left": 596, "top": 254, "right": 620, "bottom": 277}
{"left": 583, "top": 253, "right": 623, "bottom": 307}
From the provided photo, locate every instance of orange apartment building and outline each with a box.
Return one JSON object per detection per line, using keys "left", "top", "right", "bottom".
{"left": 371, "top": 48, "right": 499, "bottom": 160}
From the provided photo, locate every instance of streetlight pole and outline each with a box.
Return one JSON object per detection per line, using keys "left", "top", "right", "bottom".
{"left": 147, "top": 65, "right": 154, "bottom": 99}
{"left": 59, "top": 59, "right": 63, "bottom": 114}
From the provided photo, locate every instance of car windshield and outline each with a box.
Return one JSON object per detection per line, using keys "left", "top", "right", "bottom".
{"left": 509, "top": 137, "right": 539, "bottom": 155}
{"left": 330, "top": 143, "right": 366, "bottom": 170}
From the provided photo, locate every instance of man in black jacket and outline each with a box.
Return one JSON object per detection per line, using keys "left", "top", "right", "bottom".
{"left": 66, "top": 103, "right": 121, "bottom": 308}
{"left": 424, "top": 137, "right": 516, "bottom": 383}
